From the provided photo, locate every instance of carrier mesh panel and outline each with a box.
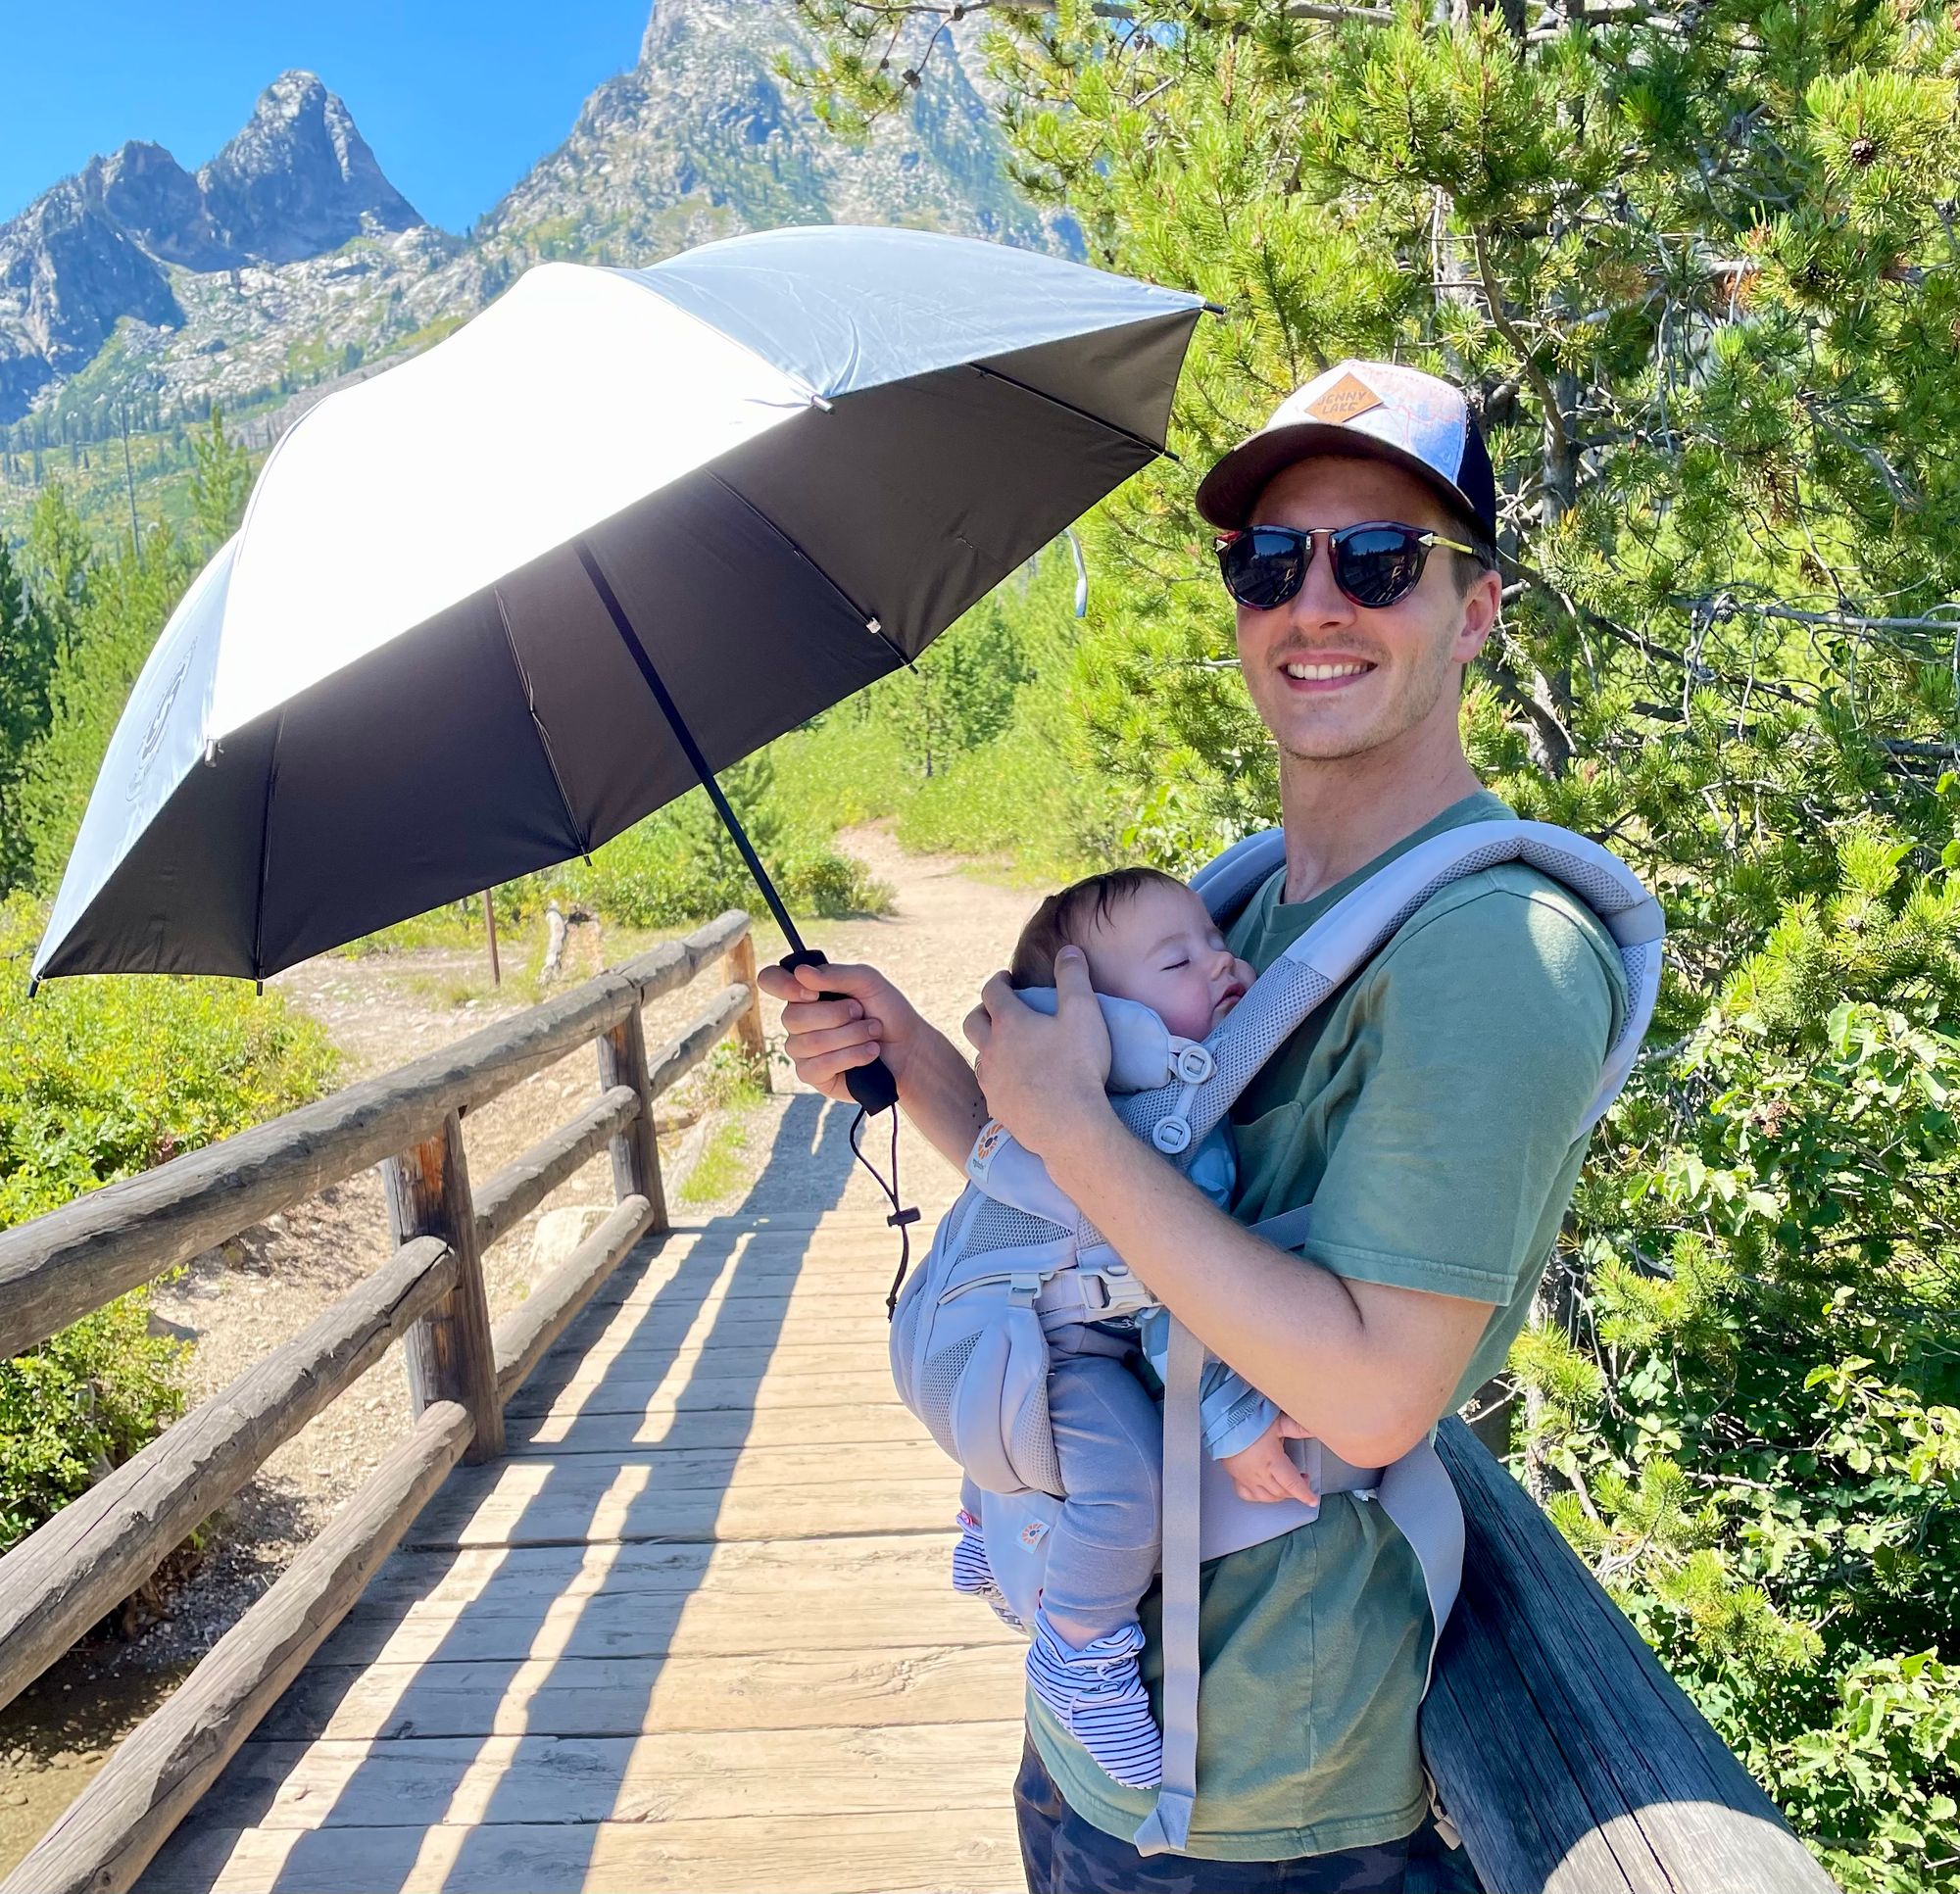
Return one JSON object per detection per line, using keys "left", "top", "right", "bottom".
{"left": 964, "top": 1200, "right": 1069, "bottom": 1254}
{"left": 1010, "top": 1373, "right": 1066, "bottom": 1497}
{"left": 890, "top": 1260, "right": 928, "bottom": 1368}
{"left": 1616, "top": 942, "right": 1657, "bottom": 1047}
{"left": 1522, "top": 840, "right": 1637, "bottom": 915}
{"left": 917, "top": 1331, "right": 981, "bottom": 1452}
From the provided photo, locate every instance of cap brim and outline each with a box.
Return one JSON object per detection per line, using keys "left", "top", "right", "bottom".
{"left": 1196, "top": 421, "right": 1485, "bottom": 538}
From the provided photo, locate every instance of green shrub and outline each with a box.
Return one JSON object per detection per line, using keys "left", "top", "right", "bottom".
{"left": 0, "top": 892, "right": 338, "bottom": 1552}
{"left": 0, "top": 896, "right": 339, "bottom": 1227}
{"left": 565, "top": 753, "right": 891, "bottom": 931}
{"left": 0, "top": 1297, "right": 188, "bottom": 1554}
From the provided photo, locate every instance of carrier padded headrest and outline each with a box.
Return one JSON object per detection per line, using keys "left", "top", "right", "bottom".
{"left": 1014, "top": 987, "right": 1206, "bottom": 1093}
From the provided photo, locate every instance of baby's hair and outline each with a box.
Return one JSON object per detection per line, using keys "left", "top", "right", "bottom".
{"left": 1010, "top": 866, "right": 1190, "bottom": 989}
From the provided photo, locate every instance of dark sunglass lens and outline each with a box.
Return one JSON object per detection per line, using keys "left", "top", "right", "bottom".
{"left": 1222, "top": 528, "right": 1306, "bottom": 610}
{"left": 1334, "top": 526, "right": 1426, "bottom": 607}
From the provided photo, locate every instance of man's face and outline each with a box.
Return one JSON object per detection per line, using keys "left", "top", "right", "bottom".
{"left": 1230, "top": 457, "right": 1498, "bottom": 764}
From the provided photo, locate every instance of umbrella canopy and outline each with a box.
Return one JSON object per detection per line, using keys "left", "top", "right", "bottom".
{"left": 34, "top": 226, "right": 1203, "bottom": 985}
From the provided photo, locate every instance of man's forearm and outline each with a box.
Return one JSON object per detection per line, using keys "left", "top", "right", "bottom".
{"left": 895, "top": 1022, "right": 990, "bottom": 1175}
{"left": 1046, "top": 1110, "right": 1475, "bottom": 1467}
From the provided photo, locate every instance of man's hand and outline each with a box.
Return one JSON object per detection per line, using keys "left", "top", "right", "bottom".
{"left": 1219, "top": 1415, "right": 1318, "bottom": 1505}
{"left": 964, "top": 946, "right": 1114, "bottom": 1163}
{"left": 758, "top": 959, "right": 925, "bottom": 1104}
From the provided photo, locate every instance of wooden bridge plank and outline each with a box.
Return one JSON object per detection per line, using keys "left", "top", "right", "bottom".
{"left": 252, "top": 1645, "right": 1024, "bottom": 1743}
{"left": 139, "top": 1809, "right": 1019, "bottom": 1894}
{"left": 404, "top": 1464, "right": 963, "bottom": 1550}
{"left": 345, "top": 1533, "right": 966, "bottom": 1613}
{"left": 177, "top": 1722, "right": 1025, "bottom": 1832}
{"left": 504, "top": 1367, "right": 901, "bottom": 1420}
{"left": 317, "top": 1574, "right": 1020, "bottom": 1668}
{"left": 506, "top": 1401, "right": 924, "bottom": 1455}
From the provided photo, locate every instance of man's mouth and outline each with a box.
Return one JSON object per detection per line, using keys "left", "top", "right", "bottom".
{"left": 1280, "top": 657, "right": 1375, "bottom": 692}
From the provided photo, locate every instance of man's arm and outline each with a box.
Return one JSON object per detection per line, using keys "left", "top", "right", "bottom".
{"left": 1055, "top": 1101, "right": 1488, "bottom": 1468}
{"left": 758, "top": 959, "right": 988, "bottom": 1173}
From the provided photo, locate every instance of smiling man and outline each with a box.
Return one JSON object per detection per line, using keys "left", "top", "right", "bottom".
{"left": 762, "top": 363, "right": 1625, "bottom": 1892}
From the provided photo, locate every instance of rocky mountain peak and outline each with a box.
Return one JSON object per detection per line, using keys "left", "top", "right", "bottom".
{"left": 197, "top": 72, "right": 421, "bottom": 265}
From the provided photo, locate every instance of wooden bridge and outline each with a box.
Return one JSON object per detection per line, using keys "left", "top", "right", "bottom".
{"left": 0, "top": 915, "right": 1835, "bottom": 1893}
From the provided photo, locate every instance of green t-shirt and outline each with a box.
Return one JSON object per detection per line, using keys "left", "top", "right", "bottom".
{"left": 1029, "top": 790, "right": 1628, "bottom": 1860}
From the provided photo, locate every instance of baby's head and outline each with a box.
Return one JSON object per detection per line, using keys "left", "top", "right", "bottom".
{"left": 1010, "top": 867, "right": 1254, "bottom": 1043}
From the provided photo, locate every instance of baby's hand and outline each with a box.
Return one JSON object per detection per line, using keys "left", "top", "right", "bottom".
{"left": 1220, "top": 1416, "right": 1318, "bottom": 1505}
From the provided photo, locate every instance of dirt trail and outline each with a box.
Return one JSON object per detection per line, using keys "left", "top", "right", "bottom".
{"left": 0, "top": 826, "right": 1035, "bottom": 1870}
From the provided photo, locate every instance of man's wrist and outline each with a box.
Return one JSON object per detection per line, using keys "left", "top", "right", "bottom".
{"left": 1039, "top": 1095, "right": 1132, "bottom": 1203}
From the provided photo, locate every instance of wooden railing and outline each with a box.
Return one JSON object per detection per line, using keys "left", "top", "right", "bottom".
{"left": 0, "top": 911, "right": 765, "bottom": 1894}
{"left": 1426, "top": 1422, "right": 1838, "bottom": 1894}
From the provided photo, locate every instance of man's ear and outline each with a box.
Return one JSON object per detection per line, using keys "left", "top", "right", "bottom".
{"left": 1452, "top": 565, "right": 1502, "bottom": 664}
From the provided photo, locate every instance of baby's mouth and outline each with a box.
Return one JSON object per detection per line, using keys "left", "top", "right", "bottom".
{"left": 1212, "top": 982, "right": 1248, "bottom": 1024}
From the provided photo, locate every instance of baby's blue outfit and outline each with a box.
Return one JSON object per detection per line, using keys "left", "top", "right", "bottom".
{"left": 958, "top": 1120, "right": 1279, "bottom": 1648}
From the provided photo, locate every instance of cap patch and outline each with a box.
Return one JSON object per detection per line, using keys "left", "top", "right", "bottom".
{"left": 1304, "top": 372, "right": 1383, "bottom": 423}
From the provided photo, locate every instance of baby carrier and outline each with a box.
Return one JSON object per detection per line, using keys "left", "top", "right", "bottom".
{"left": 889, "top": 820, "right": 1665, "bottom": 1855}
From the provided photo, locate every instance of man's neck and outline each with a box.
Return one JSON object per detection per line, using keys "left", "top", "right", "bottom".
{"left": 1277, "top": 720, "right": 1484, "bottom": 905}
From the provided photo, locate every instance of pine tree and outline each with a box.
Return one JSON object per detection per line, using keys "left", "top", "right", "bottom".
{"left": 188, "top": 406, "right": 253, "bottom": 552}
{"left": 0, "top": 539, "right": 61, "bottom": 890}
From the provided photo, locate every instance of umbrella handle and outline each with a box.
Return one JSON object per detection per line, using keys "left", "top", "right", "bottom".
{"left": 778, "top": 948, "right": 900, "bottom": 1114}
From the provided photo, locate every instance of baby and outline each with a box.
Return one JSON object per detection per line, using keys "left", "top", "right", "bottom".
{"left": 953, "top": 866, "right": 1311, "bottom": 1788}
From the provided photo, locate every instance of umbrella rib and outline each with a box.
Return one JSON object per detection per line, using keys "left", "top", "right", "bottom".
{"left": 251, "top": 706, "right": 286, "bottom": 988}
{"left": 705, "top": 472, "right": 913, "bottom": 671}
{"left": 494, "top": 586, "right": 592, "bottom": 860}
{"left": 968, "top": 361, "right": 1180, "bottom": 465}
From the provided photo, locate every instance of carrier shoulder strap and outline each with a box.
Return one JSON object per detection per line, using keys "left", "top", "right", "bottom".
{"left": 1132, "top": 818, "right": 1663, "bottom": 1860}
{"left": 1119, "top": 819, "right": 1663, "bottom": 1166}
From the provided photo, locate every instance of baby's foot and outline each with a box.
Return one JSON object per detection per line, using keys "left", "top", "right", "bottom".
{"left": 951, "top": 1508, "right": 994, "bottom": 1594}
{"left": 1026, "top": 1612, "right": 1162, "bottom": 1789}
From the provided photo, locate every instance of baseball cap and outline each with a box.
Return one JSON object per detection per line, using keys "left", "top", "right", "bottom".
{"left": 1196, "top": 360, "right": 1497, "bottom": 544}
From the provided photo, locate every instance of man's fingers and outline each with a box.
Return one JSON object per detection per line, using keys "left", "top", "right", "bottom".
{"left": 786, "top": 1017, "right": 880, "bottom": 1063}
{"left": 1053, "top": 946, "right": 1097, "bottom": 1009}
{"left": 1276, "top": 1415, "right": 1312, "bottom": 1440}
{"left": 962, "top": 1001, "right": 992, "bottom": 1052}
{"left": 978, "top": 969, "right": 1018, "bottom": 1017}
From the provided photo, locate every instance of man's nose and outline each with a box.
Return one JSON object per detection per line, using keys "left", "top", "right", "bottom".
{"left": 1288, "top": 532, "right": 1355, "bottom": 629}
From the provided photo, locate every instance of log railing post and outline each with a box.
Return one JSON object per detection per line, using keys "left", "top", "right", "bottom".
{"left": 377, "top": 1111, "right": 504, "bottom": 1463}
{"left": 726, "top": 930, "right": 768, "bottom": 1090}
{"left": 598, "top": 1002, "right": 668, "bottom": 1237}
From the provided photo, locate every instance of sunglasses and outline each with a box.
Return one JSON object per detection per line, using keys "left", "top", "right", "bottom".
{"left": 1213, "top": 521, "right": 1480, "bottom": 612}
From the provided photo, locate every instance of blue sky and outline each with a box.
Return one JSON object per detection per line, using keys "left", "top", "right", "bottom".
{"left": 1, "top": 1, "right": 652, "bottom": 230}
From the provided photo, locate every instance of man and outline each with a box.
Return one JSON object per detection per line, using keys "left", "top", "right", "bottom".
{"left": 761, "top": 362, "right": 1626, "bottom": 1890}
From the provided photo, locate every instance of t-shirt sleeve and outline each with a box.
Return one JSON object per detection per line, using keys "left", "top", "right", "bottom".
{"left": 1298, "top": 876, "right": 1619, "bottom": 1306}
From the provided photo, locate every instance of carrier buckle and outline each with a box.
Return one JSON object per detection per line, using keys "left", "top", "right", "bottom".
{"left": 1008, "top": 1271, "right": 1045, "bottom": 1308}
{"left": 1152, "top": 1117, "right": 1192, "bottom": 1154}
{"left": 1175, "top": 1044, "right": 1214, "bottom": 1085}
{"left": 1082, "top": 1265, "right": 1156, "bottom": 1318}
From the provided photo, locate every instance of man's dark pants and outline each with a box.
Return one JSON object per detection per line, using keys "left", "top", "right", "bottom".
{"left": 1013, "top": 1739, "right": 1479, "bottom": 1893}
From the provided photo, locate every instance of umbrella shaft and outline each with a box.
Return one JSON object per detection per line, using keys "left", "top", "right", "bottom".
{"left": 575, "top": 540, "right": 808, "bottom": 956}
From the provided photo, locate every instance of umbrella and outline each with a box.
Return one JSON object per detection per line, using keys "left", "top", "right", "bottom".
{"left": 32, "top": 227, "right": 1205, "bottom": 1105}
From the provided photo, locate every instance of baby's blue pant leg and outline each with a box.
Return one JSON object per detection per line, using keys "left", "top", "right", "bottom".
{"left": 1040, "top": 1336, "right": 1162, "bottom": 1647}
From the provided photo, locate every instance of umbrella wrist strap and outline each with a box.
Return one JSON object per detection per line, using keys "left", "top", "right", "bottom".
{"left": 850, "top": 1106, "right": 919, "bottom": 1316}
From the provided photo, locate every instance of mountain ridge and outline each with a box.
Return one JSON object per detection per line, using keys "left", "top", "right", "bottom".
{"left": 0, "top": 5, "right": 1064, "bottom": 455}
{"left": 0, "top": 72, "right": 424, "bottom": 419}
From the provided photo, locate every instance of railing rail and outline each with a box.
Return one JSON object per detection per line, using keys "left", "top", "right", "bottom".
{"left": 0, "top": 910, "right": 766, "bottom": 1894}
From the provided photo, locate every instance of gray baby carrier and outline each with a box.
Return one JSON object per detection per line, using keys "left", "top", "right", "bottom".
{"left": 889, "top": 820, "right": 1665, "bottom": 1855}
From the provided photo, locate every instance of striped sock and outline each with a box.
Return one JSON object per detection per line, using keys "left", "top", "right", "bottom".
{"left": 1026, "top": 1610, "right": 1162, "bottom": 1789}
